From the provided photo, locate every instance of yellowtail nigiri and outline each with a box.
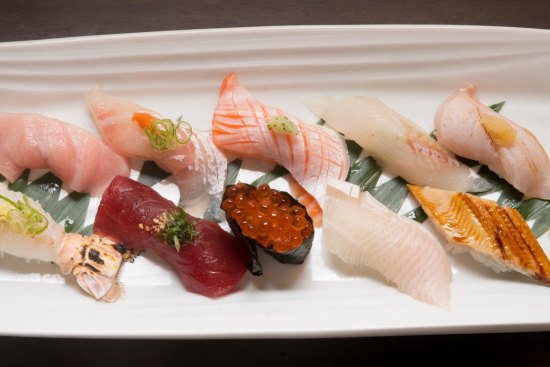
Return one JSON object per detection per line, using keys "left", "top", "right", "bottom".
{"left": 0, "top": 184, "right": 128, "bottom": 301}
{"left": 434, "top": 83, "right": 550, "bottom": 199}
{"left": 323, "top": 179, "right": 452, "bottom": 308}
{"left": 212, "top": 73, "right": 349, "bottom": 209}
{"left": 305, "top": 95, "right": 490, "bottom": 193}
{"left": 408, "top": 184, "right": 550, "bottom": 285}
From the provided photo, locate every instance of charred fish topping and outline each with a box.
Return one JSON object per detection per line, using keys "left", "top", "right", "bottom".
{"left": 88, "top": 248, "right": 105, "bottom": 265}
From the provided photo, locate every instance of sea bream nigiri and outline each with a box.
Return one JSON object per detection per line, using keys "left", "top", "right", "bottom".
{"left": 323, "top": 179, "right": 452, "bottom": 308}
{"left": 212, "top": 73, "right": 349, "bottom": 209}
{"left": 305, "top": 95, "right": 490, "bottom": 193}
{"left": 0, "top": 184, "right": 128, "bottom": 301}
{"left": 87, "top": 89, "right": 227, "bottom": 206}
{"left": 408, "top": 185, "right": 550, "bottom": 285}
{"left": 434, "top": 84, "right": 550, "bottom": 199}
{"left": 0, "top": 112, "right": 130, "bottom": 196}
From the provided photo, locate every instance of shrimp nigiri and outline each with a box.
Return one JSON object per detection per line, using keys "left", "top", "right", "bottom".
{"left": 323, "top": 179, "right": 452, "bottom": 308}
{"left": 212, "top": 73, "right": 349, "bottom": 209}
{"left": 305, "top": 95, "right": 490, "bottom": 193}
{"left": 0, "top": 112, "right": 130, "bottom": 197}
{"left": 0, "top": 184, "right": 127, "bottom": 301}
{"left": 86, "top": 89, "right": 227, "bottom": 207}
{"left": 434, "top": 83, "right": 550, "bottom": 199}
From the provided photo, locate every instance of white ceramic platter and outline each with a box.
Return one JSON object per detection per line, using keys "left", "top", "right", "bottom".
{"left": 1, "top": 25, "right": 550, "bottom": 338}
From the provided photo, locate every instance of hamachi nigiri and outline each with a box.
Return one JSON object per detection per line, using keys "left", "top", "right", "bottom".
{"left": 94, "top": 176, "right": 249, "bottom": 298}
{"left": 434, "top": 84, "right": 550, "bottom": 199}
{"left": 87, "top": 89, "right": 227, "bottom": 206}
{"left": 408, "top": 184, "right": 550, "bottom": 285}
{"left": 0, "top": 184, "right": 128, "bottom": 301}
{"left": 323, "top": 179, "right": 452, "bottom": 308}
{"left": 0, "top": 112, "right": 130, "bottom": 196}
{"left": 212, "top": 73, "right": 349, "bottom": 209}
{"left": 305, "top": 95, "right": 490, "bottom": 193}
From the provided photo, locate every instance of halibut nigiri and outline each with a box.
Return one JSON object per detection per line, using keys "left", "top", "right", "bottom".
{"left": 0, "top": 112, "right": 130, "bottom": 197}
{"left": 408, "top": 185, "right": 550, "bottom": 285}
{"left": 212, "top": 73, "right": 349, "bottom": 209}
{"left": 323, "top": 179, "right": 452, "bottom": 308}
{"left": 305, "top": 95, "right": 490, "bottom": 193}
{"left": 87, "top": 89, "right": 227, "bottom": 206}
{"left": 435, "top": 84, "right": 550, "bottom": 199}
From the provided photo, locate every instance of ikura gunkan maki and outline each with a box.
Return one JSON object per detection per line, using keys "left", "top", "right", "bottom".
{"left": 221, "top": 183, "right": 314, "bottom": 275}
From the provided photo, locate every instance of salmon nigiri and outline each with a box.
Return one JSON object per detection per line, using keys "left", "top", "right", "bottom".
{"left": 323, "top": 179, "right": 452, "bottom": 308}
{"left": 435, "top": 84, "right": 550, "bottom": 199}
{"left": 87, "top": 89, "right": 227, "bottom": 206}
{"left": 212, "top": 73, "right": 349, "bottom": 209}
{"left": 305, "top": 95, "right": 490, "bottom": 193}
{"left": 0, "top": 113, "right": 130, "bottom": 197}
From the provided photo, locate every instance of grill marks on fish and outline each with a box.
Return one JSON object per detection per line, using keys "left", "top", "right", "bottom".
{"left": 408, "top": 185, "right": 550, "bottom": 284}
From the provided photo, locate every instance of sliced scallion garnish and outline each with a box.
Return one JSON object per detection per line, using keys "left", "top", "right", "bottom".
{"left": 0, "top": 194, "right": 48, "bottom": 235}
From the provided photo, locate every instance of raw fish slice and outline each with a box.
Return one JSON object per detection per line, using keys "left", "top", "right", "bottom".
{"left": 0, "top": 184, "right": 127, "bottom": 301}
{"left": 87, "top": 89, "right": 227, "bottom": 204}
{"left": 408, "top": 185, "right": 550, "bottom": 285}
{"left": 305, "top": 95, "right": 489, "bottom": 193}
{"left": 94, "top": 176, "right": 248, "bottom": 298}
{"left": 323, "top": 179, "right": 452, "bottom": 308}
{"left": 212, "top": 73, "right": 349, "bottom": 208}
{"left": 288, "top": 176, "right": 323, "bottom": 227}
{"left": 0, "top": 112, "right": 130, "bottom": 196}
{"left": 434, "top": 84, "right": 550, "bottom": 199}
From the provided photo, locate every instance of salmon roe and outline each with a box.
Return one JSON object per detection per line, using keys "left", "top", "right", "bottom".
{"left": 222, "top": 183, "right": 313, "bottom": 253}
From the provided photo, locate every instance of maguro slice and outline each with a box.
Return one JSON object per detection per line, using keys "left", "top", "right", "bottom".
{"left": 323, "top": 179, "right": 452, "bottom": 308}
{"left": 408, "top": 184, "right": 550, "bottom": 285}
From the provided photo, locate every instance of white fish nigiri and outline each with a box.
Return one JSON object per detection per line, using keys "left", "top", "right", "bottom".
{"left": 323, "top": 179, "right": 452, "bottom": 308}
{"left": 305, "top": 95, "right": 490, "bottom": 193}
{"left": 435, "top": 83, "right": 550, "bottom": 199}
{"left": 0, "top": 112, "right": 130, "bottom": 197}
{"left": 0, "top": 184, "right": 127, "bottom": 301}
{"left": 87, "top": 88, "right": 227, "bottom": 206}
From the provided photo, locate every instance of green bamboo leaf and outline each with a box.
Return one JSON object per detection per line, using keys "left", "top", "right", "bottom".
{"left": 346, "top": 139, "right": 362, "bottom": 166}
{"left": 489, "top": 101, "right": 506, "bottom": 113}
{"left": 316, "top": 119, "right": 325, "bottom": 126}
{"left": 0, "top": 175, "right": 5, "bottom": 183}
{"left": 516, "top": 198, "right": 550, "bottom": 221}
{"left": 8, "top": 169, "right": 30, "bottom": 192}
{"left": 137, "top": 161, "right": 170, "bottom": 187}
{"left": 530, "top": 210, "right": 550, "bottom": 238}
{"left": 403, "top": 206, "right": 428, "bottom": 223}
{"left": 250, "top": 165, "right": 289, "bottom": 187}
{"left": 21, "top": 172, "right": 62, "bottom": 212}
{"left": 48, "top": 192, "right": 91, "bottom": 233}
{"left": 369, "top": 176, "right": 409, "bottom": 213}
{"left": 474, "top": 166, "right": 508, "bottom": 195}
{"left": 225, "top": 159, "right": 242, "bottom": 186}
{"left": 346, "top": 156, "right": 382, "bottom": 192}
{"left": 497, "top": 185, "right": 524, "bottom": 208}
{"left": 79, "top": 224, "right": 94, "bottom": 236}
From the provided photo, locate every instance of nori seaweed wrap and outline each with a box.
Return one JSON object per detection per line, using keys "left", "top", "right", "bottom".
{"left": 221, "top": 183, "right": 315, "bottom": 275}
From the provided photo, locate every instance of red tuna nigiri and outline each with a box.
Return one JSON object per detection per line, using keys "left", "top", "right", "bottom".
{"left": 93, "top": 176, "right": 248, "bottom": 298}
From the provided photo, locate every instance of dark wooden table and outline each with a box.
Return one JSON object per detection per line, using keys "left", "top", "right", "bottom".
{"left": 2, "top": 0, "right": 550, "bottom": 365}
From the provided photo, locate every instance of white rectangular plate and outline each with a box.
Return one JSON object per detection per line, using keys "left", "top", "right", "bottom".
{"left": 1, "top": 25, "right": 550, "bottom": 338}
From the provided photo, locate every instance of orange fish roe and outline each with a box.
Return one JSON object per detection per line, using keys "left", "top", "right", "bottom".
{"left": 222, "top": 183, "right": 313, "bottom": 253}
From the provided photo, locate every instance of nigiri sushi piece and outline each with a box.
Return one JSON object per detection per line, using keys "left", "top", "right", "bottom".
{"left": 212, "top": 73, "right": 349, "bottom": 209}
{"left": 87, "top": 89, "right": 227, "bottom": 206}
{"left": 94, "top": 176, "right": 249, "bottom": 298}
{"left": 305, "top": 95, "right": 490, "bottom": 193}
{"left": 323, "top": 179, "right": 452, "bottom": 308}
{"left": 434, "top": 83, "right": 550, "bottom": 199}
{"left": 0, "top": 112, "right": 130, "bottom": 197}
{"left": 288, "top": 176, "right": 323, "bottom": 227}
{"left": 0, "top": 184, "right": 128, "bottom": 301}
{"left": 408, "top": 184, "right": 550, "bottom": 285}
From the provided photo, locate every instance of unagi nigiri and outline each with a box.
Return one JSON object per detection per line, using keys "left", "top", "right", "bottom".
{"left": 212, "top": 73, "right": 349, "bottom": 208}
{"left": 305, "top": 95, "right": 490, "bottom": 193}
{"left": 0, "top": 184, "right": 128, "bottom": 301}
{"left": 435, "top": 84, "right": 550, "bottom": 199}
{"left": 0, "top": 112, "right": 130, "bottom": 196}
{"left": 408, "top": 185, "right": 550, "bottom": 285}
{"left": 323, "top": 179, "right": 452, "bottom": 308}
{"left": 87, "top": 89, "right": 227, "bottom": 205}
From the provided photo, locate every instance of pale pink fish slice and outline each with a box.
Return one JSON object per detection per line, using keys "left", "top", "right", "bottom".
{"left": 0, "top": 112, "right": 130, "bottom": 196}
{"left": 86, "top": 89, "right": 227, "bottom": 204}
{"left": 212, "top": 73, "right": 349, "bottom": 208}
{"left": 435, "top": 83, "right": 550, "bottom": 199}
{"left": 323, "top": 179, "right": 452, "bottom": 309}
